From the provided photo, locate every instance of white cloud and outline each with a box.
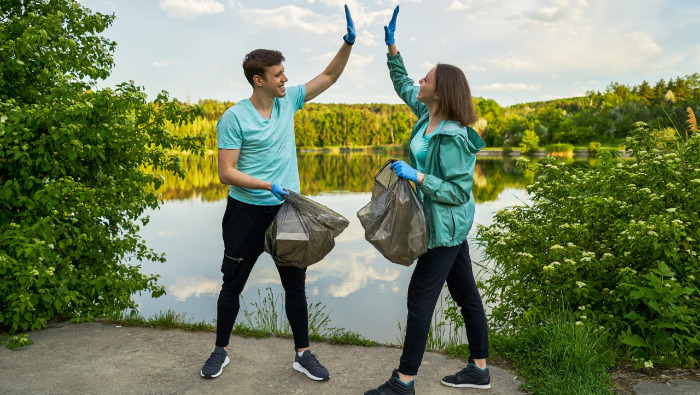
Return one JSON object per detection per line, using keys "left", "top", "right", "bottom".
{"left": 480, "top": 83, "right": 541, "bottom": 92}
{"left": 466, "top": 64, "right": 486, "bottom": 72}
{"left": 153, "top": 59, "right": 185, "bottom": 67}
{"left": 159, "top": 0, "right": 225, "bottom": 19}
{"left": 490, "top": 56, "right": 537, "bottom": 71}
{"left": 237, "top": 5, "right": 338, "bottom": 34}
{"left": 444, "top": 0, "right": 471, "bottom": 11}
{"left": 421, "top": 61, "right": 436, "bottom": 69}
{"left": 234, "top": 2, "right": 395, "bottom": 36}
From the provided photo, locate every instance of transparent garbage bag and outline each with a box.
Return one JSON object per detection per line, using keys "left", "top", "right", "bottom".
{"left": 265, "top": 190, "right": 349, "bottom": 269}
{"left": 357, "top": 160, "right": 429, "bottom": 266}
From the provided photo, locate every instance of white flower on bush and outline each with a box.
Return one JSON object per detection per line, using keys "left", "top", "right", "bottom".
{"left": 644, "top": 360, "right": 654, "bottom": 369}
{"left": 581, "top": 315, "right": 587, "bottom": 319}
{"left": 579, "top": 305, "right": 586, "bottom": 310}
{"left": 576, "top": 281, "right": 586, "bottom": 288}
{"left": 666, "top": 208, "right": 677, "bottom": 213}
{"left": 647, "top": 231, "right": 658, "bottom": 237}
{"left": 550, "top": 244, "right": 564, "bottom": 250}
{"left": 602, "top": 253, "right": 614, "bottom": 259}
{"left": 564, "top": 258, "right": 576, "bottom": 265}
{"left": 575, "top": 321, "right": 583, "bottom": 326}
{"left": 581, "top": 257, "right": 592, "bottom": 262}
{"left": 691, "top": 179, "right": 700, "bottom": 184}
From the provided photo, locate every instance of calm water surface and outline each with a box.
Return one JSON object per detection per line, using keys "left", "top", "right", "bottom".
{"left": 133, "top": 153, "right": 544, "bottom": 343}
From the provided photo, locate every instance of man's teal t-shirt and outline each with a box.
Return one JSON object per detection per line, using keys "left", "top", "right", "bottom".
{"left": 217, "top": 85, "right": 306, "bottom": 206}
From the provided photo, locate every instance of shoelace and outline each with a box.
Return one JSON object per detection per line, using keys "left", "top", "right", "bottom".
{"left": 300, "top": 353, "right": 322, "bottom": 369}
{"left": 204, "top": 350, "right": 226, "bottom": 368}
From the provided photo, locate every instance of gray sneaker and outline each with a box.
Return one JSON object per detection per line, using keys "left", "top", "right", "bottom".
{"left": 200, "top": 347, "right": 230, "bottom": 379}
{"left": 292, "top": 350, "right": 330, "bottom": 381}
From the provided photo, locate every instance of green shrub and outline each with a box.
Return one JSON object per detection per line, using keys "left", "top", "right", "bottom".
{"left": 520, "top": 129, "right": 540, "bottom": 155}
{"left": 446, "top": 309, "right": 615, "bottom": 394}
{"left": 545, "top": 143, "right": 575, "bottom": 154}
{"left": 477, "top": 122, "right": 700, "bottom": 368}
{"left": 0, "top": 0, "right": 205, "bottom": 333}
{"left": 588, "top": 141, "right": 602, "bottom": 154}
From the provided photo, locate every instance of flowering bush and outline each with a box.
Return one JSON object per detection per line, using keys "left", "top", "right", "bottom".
{"left": 477, "top": 122, "right": 700, "bottom": 367}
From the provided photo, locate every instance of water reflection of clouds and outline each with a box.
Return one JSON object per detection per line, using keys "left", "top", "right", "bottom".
{"left": 168, "top": 275, "right": 221, "bottom": 301}
{"left": 308, "top": 246, "right": 401, "bottom": 298}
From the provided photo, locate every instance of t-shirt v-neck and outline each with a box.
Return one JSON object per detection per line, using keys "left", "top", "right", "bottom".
{"left": 410, "top": 120, "right": 445, "bottom": 173}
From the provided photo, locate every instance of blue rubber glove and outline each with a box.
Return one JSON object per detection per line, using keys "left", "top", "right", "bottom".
{"left": 270, "top": 183, "right": 289, "bottom": 201}
{"left": 390, "top": 161, "right": 418, "bottom": 183}
{"left": 343, "top": 5, "right": 356, "bottom": 45}
{"left": 384, "top": 5, "right": 399, "bottom": 45}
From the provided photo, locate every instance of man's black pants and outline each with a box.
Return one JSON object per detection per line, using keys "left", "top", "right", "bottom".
{"left": 215, "top": 196, "right": 309, "bottom": 349}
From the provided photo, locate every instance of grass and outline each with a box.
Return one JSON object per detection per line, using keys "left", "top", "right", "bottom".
{"left": 104, "top": 287, "right": 376, "bottom": 347}
{"left": 444, "top": 309, "right": 616, "bottom": 394}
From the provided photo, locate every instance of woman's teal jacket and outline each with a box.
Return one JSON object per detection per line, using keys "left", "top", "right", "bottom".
{"left": 387, "top": 53, "right": 486, "bottom": 249}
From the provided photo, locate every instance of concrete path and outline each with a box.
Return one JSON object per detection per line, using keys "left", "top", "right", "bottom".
{"left": 0, "top": 322, "right": 522, "bottom": 395}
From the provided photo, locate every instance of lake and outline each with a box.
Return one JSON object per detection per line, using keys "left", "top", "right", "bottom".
{"left": 133, "top": 152, "right": 544, "bottom": 343}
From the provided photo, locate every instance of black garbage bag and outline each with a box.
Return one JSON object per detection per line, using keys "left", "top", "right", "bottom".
{"left": 265, "top": 190, "right": 349, "bottom": 269}
{"left": 357, "top": 160, "right": 429, "bottom": 266}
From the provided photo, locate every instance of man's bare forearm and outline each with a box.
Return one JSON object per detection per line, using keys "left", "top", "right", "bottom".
{"left": 219, "top": 168, "right": 271, "bottom": 191}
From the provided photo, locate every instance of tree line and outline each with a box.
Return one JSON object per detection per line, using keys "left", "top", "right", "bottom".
{"left": 170, "top": 74, "right": 700, "bottom": 149}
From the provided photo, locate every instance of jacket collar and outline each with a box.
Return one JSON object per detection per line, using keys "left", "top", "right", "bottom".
{"left": 426, "top": 119, "right": 486, "bottom": 154}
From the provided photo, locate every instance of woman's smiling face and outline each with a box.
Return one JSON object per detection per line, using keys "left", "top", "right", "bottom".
{"left": 417, "top": 66, "right": 438, "bottom": 104}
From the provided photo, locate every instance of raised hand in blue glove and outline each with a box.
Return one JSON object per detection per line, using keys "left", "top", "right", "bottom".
{"left": 270, "top": 183, "right": 289, "bottom": 201}
{"left": 384, "top": 5, "right": 399, "bottom": 45}
{"left": 343, "top": 4, "right": 356, "bottom": 45}
{"left": 390, "top": 160, "right": 418, "bottom": 183}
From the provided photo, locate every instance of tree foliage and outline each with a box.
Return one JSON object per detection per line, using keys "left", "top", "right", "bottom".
{"left": 0, "top": 0, "right": 205, "bottom": 333}
{"left": 482, "top": 76, "right": 700, "bottom": 147}
{"left": 478, "top": 122, "right": 700, "bottom": 367}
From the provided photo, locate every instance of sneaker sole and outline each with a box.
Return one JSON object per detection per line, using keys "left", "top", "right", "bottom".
{"left": 201, "top": 356, "right": 230, "bottom": 379}
{"left": 292, "top": 361, "right": 330, "bottom": 381}
{"left": 440, "top": 379, "right": 491, "bottom": 389}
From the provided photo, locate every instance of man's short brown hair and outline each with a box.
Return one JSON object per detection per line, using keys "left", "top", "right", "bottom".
{"left": 435, "top": 63, "right": 478, "bottom": 127}
{"left": 242, "top": 49, "right": 286, "bottom": 87}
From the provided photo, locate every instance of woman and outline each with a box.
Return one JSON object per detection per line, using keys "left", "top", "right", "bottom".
{"left": 365, "top": 6, "right": 490, "bottom": 395}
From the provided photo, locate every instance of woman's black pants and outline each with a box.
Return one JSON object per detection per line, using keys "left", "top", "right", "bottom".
{"left": 399, "top": 240, "right": 489, "bottom": 376}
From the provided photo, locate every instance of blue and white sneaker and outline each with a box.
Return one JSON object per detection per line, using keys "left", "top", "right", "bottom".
{"left": 200, "top": 347, "right": 230, "bottom": 379}
{"left": 292, "top": 350, "right": 330, "bottom": 381}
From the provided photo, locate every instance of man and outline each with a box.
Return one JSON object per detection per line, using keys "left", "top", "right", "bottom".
{"left": 200, "top": 5, "right": 355, "bottom": 383}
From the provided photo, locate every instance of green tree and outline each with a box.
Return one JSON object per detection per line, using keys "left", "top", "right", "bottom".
{"left": 0, "top": 0, "right": 205, "bottom": 333}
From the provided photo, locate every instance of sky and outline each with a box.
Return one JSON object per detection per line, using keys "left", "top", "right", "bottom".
{"left": 81, "top": 0, "right": 700, "bottom": 106}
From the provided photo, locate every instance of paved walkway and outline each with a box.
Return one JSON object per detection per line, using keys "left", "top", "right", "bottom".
{"left": 3, "top": 322, "right": 699, "bottom": 394}
{"left": 1, "top": 322, "right": 522, "bottom": 395}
